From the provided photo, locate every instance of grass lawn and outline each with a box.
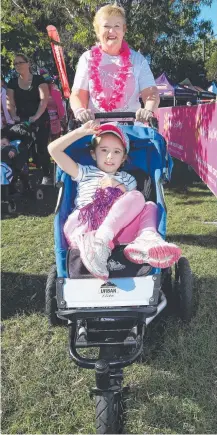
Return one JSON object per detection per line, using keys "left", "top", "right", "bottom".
{"left": 1, "top": 175, "right": 217, "bottom": 434}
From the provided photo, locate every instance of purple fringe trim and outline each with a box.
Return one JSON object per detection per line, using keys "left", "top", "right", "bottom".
{"left": 78, "top": 187, "right": 123, "bottom": 230}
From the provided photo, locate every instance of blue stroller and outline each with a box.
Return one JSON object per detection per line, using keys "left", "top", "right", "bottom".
{"left": 45, "top": 113, "right": 193, "bottom": 434}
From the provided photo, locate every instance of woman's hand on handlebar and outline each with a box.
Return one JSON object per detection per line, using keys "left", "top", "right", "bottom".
{"left": 75, "top": 108, "right": 95, "bottom": 123}
{"left": 136, "top": 108, "right": 154, "bottom": 123}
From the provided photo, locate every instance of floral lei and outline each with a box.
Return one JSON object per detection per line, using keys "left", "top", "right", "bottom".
{"left": 88, "top": 40, "right": 132, "bottom": 112}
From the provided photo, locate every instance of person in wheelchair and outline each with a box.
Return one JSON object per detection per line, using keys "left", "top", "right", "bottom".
{"left": 49, "top": 121, "right": 181, "bottom": 280}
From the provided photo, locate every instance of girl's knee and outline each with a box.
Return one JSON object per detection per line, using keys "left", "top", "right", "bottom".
{"left": 145, "top": 200, "right": 157, "bottom": 209}
{"left": 125, "top": 190, "right": 145, "bottom": 201}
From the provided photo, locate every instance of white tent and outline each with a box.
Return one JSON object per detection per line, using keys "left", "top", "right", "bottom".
{"left": 208, "top": 82, "right": 217, "bottom": 95}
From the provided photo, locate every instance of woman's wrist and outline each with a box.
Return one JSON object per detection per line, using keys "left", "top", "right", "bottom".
{"left": 144, "top": 108, "right": 155, "bottom": 114}
{"left": 74, "top": 107, "right": 86, "bottom": 117}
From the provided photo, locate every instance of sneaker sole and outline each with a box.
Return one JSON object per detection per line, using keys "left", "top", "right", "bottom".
{"left": 77, "top": 234, "right": 109, "bottom": 281}
{"left": 124, "top": 244, "right": 181, "bottom": 268}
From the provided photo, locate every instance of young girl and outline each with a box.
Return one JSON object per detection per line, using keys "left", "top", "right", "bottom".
{"left": 48, "top": 121, "right": 181, "bottom": 280}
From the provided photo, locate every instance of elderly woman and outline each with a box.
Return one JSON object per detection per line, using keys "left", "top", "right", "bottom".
{"left": 70, "top": 4, "right": 159, "bottom": 123}
{"left": 7, "top": 53, "right": 52, "bottom": 185}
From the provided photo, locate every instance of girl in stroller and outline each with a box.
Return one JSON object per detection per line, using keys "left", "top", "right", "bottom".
{"left": 48, "top": 121, "right": 181, "bottom": 280}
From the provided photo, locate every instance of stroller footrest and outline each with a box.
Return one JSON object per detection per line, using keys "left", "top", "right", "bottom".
{"left": 75, "top": 339, "right": 137, "bottom": 348}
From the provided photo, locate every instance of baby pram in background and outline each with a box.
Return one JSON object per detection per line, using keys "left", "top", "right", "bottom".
{"left": 45, "top": 113, "right": 193, "bottom": 434}
{"left": 1, "top": 121, "right": 40, "bottom": 213}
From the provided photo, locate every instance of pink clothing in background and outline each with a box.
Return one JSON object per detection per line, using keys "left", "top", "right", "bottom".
{"left": 47, "top": 85, "right": 65, "bottom": 135}
{"left": 1, "top": 87, "right": 14, "bottom": 129}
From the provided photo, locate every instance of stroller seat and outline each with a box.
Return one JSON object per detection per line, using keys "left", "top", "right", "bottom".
{"left": 67, "top": 168, "right": 156, "bottom": 279}
{"left": 54, "top": 125, "right": 172, "bottom": 285}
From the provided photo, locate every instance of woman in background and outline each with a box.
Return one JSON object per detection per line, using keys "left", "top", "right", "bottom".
{"left": 7, "top": 54, "right": 52, "bottom": 185}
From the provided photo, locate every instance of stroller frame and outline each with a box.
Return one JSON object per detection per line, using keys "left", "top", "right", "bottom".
{"left": 46, "top": 113, "right": 193, "bottom": 434}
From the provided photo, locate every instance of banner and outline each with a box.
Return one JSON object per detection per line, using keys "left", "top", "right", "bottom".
{"left": 158, "top": 103, "right": 217, "bottom": 197}
{"left": 46, "top": 25, "right": 70, "bottom": 99}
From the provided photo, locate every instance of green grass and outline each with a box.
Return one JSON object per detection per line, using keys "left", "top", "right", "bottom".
{"left": 1, "top": 180, "right": 217, "bottom": 434}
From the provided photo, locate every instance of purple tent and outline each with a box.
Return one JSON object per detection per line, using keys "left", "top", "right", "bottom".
{"left": 155, "top": 73, "right": 197, "bottom": 104}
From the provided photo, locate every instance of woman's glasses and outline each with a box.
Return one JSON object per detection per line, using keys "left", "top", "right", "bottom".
{"left": 14, "top": 61, "right": 27, "bottom": 66}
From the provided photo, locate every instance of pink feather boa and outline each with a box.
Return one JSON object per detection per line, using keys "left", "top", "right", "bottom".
{"left": 88, "top": 41, "right": 132, "bottom": 112}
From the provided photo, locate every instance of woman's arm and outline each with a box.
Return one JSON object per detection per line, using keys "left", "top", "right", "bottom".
{"left": 141, "top": 86, "right": 160, "bottom": 113}
{"left": 29, "top": 83, "right": 49, "bottom": 122}
{"left": 70, "top": 88, "right": 89, "bottom": 113}
{"left": 1, "top": 88, "right": 14, "bottom": 124}
{"left": 6, "top": 88, "right": 19, "bottom": 120}
{"left": 48, "top": 121, "right": 100, "bottom": 179}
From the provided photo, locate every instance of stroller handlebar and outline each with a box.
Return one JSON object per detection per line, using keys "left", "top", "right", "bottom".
{"left": 95, "top": 112, "right": 136, "bottom": 119}
{"left": 94, "top": 112, "right": 158, "bottom": 129}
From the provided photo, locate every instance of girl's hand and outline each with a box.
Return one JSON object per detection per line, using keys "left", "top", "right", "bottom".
{"left": 100, "top": 176, "right": 113, "bottom": 189}
{"left": 80, "top": 121, "right": 101, "bottom": 136}
{"left": 100, "top": 176, "right": 126, "bottom": 192}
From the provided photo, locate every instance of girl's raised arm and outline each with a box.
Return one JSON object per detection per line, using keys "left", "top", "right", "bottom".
{"left": 48, "top": 121, "right": 100, "bottom": 178}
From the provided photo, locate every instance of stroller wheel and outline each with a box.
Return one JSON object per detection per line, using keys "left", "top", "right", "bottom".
{"left": 174, "top": 257, "right": 193, "bottom": 322}
{"left": 95, "top": 391, "right": 123, "bottom": 434}
{"left": 8, "top": 200, "right": 16, "bottom": 214}
{"left": 36, "top": 188, "right": 44, "bottom": 200}
{"left": 45, "top": 264, "right": 62, "bottom": 326}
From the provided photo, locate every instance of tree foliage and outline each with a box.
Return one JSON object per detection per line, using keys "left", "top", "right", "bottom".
{"left": 205, "top": 41, "right": 217, "bottom": 81}
{"left": 1, "top": 0, "right": 215, "bottom": 86}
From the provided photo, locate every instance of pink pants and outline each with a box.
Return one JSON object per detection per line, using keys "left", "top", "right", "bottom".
{"left": 64, "top": 191, "right": 157, "bottom": 249}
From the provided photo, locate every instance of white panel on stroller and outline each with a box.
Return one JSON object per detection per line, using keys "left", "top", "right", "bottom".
{"left": 63, "top": 275, "right": 158, "bottom": 308}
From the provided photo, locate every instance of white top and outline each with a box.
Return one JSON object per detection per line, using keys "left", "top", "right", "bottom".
{"left": 73, "top": 48, "right": 156, "bottom": 113}
{"left": 73, "top": 164, "right": 137, "bottom": 209}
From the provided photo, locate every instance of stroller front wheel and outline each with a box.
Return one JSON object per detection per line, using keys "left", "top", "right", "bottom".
{"left": 95, "top": 390, "right": 123, "bottom": 434}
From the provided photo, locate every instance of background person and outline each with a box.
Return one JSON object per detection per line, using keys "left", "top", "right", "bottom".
{"left": 40, "top": 70, "right": 65, "bottom": 140}
{"left": 7, "top": 53, "right": 52, "bottom": 185}
{"left": 1, "top": 78, "right": 14, "bottom": 129}
{"left": 70, "top": 4, "right": 159, "bottom": 123}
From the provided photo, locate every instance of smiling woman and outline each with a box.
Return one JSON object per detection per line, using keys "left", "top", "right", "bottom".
{"left": 70, "top": 4, "right": 160, "bottom": 123}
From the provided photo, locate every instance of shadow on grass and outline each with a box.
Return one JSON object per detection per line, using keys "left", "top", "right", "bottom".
{"left": 165, "top": 182, "right": 213, "bottom": 197}
{"left": 167, "top": 232, "right": 217, "bottom": 249}
{"left": 126, "top": 275, "right": 217, "bottom": 434}
{"left": 1, "top": 271, "right": 46, "bottom": 319}
{"left": 175, "top": 199, "right": 210, "bottom": 206}
{"left": 1, "top": 187, "right": 57, "bottom": 219}
{"left": 1, "top": 167, "right": 58, "bottom": 220}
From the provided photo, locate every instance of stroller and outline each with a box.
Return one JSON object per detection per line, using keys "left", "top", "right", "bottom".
{"left": 45, "top": 113, "right": 193, "bottom": 434}
{"left": 1, "top": 121, "right": 43, "bottom": 213}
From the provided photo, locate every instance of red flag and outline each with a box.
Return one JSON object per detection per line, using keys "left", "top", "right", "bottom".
{"left": 46, "top": 25, "right": 70, "bottom": 98}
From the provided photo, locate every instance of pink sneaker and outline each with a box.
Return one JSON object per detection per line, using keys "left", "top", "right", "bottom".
{"left": 76, "top": 232, "right": 111, "bottom": 280}
{"left": 124, "top": 231, "right": 181, "bottom": 268}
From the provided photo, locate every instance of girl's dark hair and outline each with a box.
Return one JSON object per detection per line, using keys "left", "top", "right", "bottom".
{"left": 89, "top": 137, "right": 99, "bottom": 150}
